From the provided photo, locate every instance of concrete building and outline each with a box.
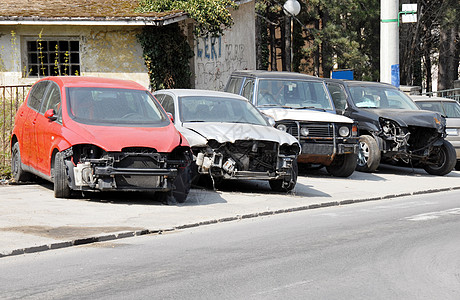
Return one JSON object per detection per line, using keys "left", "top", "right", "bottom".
{"left": 0, "top": 0, "right": 255, "bottom": 90}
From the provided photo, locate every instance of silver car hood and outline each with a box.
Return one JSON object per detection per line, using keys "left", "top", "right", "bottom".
{"left": 179, "top": 122, "right": 299, "bottom": 147}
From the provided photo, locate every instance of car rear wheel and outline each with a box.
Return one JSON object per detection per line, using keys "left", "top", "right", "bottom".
{"left": 356, "top": 135, "right": 380, "bottom": 173}
{"left": 326, "top": 153, "right": 357, "bottom": 177}
{"left": 269, "top": 160, "right": 298, "bottom": 192}
{"left": 11, "top": 143, "right": 32, "bottom": 182}
{"left": 53, "top": 152, "right": 71, "bottom": 198}
{"left": 423, "top": 139, "right": 456, "bottom": 176}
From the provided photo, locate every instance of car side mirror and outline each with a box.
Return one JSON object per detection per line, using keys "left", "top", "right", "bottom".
{"left": 44, "top": 109, "right": 58, "bottom": 121}
{"left": 167, "top": 112, "right": 174, "bottom": 123}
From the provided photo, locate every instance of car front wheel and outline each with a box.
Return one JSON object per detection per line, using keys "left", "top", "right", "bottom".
{"left": 53, "top": 152, "right": 71, "bottom": 198}
{"left": 269, "top": 160, "right": 298, "bottom": 192}
{"left": 326, "top": 153, "right": 357, "bottom": 177}
{"left": 356, "top": 135, "right": 381, "bottom": 173}
{"left": 172, "top": 165, "right": 192, "bottom": 203}
{"left": 423, "top": 139, "right": 456, "bottom": 176}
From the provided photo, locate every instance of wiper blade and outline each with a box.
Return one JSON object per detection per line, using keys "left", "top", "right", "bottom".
{"left": 258, "top": 104, "right": 280, "bottom": 107}
{"left": 297, "top": 106, "right": 327, "bottom": 111}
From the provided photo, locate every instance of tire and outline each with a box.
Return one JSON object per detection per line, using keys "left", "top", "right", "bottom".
{"left": 53, "top": 152, "right": 71, "bottom": 198}
{"left": 172, "top": 165, "right": 192, "bottom": 203}
{"left": 11, "top": 143, "right": 32, "bottom": 182}
{"left": 456, "top": 161, "right": 460, "bottom": 171}
{"left": 356, "top": 135, "right": 381, "bottom": 173}
{"left": 326, "top": 153, "right": 358, "bottom": 177}
{"left": 423, "top": 139, "right": 456, "bottom": 176}
{"left": 269, "top": 160, "right": 298, "bottom": 192}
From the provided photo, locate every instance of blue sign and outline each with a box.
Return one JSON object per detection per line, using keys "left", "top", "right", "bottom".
{"left": 331, "top": 70, "right": 354, "bottom": 80}
{"left": 391, "top": 64, "right": 400, "bottom": 87}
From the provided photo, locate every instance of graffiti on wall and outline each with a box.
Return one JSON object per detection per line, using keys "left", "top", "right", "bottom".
{"left": 195, "top": 36, "right": 248, "bottom": 90}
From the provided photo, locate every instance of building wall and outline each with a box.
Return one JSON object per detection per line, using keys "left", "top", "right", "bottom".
{"left": 0, "top": 1, "right": 255, "bottom": 90}
{"left": 193, "top": 1, "right": 256, "bottom": 91}
{"left": 0, "top": 25, "right": 149, "bottom": 87}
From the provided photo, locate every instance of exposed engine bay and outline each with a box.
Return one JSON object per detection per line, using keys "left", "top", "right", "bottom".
{"left": 62, "top": 144, "right": 191, "bottom": 192}
{"left": 378, "top": 117, "right": 445, "bottom": 162}
{"left": 193, "top": 139, "right": 298, "bottom": 180}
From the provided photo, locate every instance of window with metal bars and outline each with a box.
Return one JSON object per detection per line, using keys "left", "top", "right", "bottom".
{"left": 25, "top": 39, "right": 80, "bottom": 77}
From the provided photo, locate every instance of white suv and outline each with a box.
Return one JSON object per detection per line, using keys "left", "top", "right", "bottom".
{"left": 225, "top": 70, "right": 359, "bottom": 177}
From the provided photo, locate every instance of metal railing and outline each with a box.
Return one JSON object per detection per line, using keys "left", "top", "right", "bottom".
{"left": 423, "top": 88, "right": 460, "bottom": 102}
{"left": 1, "top": 85, "right": 32, "bottom": 176}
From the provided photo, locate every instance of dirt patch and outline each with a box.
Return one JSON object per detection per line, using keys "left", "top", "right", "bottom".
{"left": 2, "top": 226, "right": 143, "bottom": 239}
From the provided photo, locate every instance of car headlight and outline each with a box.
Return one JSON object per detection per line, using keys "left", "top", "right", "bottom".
{"left": 338, "top": 126, "right": 350, "bottom": 137}
{"left": 277, "top": 124, "right": 287, "bottom": 132}
{"left": 446, "top": 128, "right": 459, "bottom": 136}
{"left": 300, "top": 127, "right": 309, "bottom": 136}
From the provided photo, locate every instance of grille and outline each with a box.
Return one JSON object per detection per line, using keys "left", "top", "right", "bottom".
{"left": 281, "top": 122, "right": 335, "bottom": 138}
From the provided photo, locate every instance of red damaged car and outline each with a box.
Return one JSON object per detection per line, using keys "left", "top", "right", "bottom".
{"left": 11, "top": 77, "right": 192, "bottom": 202}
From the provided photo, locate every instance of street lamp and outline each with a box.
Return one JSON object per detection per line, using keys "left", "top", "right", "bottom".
{"left": 283, "top": 0, "right": 301, "bottom": 71}
{"left": 283, "top": 0, "right": 301, "bottom": 17}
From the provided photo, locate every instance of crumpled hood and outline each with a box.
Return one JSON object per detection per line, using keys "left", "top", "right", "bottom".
{"left": 260, "top": 107, "right": 354, "bottom": 124}
{"left": 365, "top": 108, "right": 445, "bottom": 129}
{"left": 180, "top": 122, "right": 299, "bottom": 147}
{"left": 63, "top": 121, "right": 183, "bottom": 152}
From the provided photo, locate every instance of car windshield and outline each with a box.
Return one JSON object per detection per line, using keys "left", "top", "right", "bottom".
{"left": 256, "top": 79, "right": 333, "bottom": 110}
{"left": 67, "top": 87, "right": 167, "bottom": 126}
{"left": 179, "top": 96, "right": 268, "bottom": 126}
{"left": 417, "top": 101, "right": 460, "bottom": 118}
{"left": 348, "top": 85, "right": 420, "bottom": 110}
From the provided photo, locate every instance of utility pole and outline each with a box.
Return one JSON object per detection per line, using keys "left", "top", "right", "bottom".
{"left": 380, "top": 0, "right": 399, "bottom": 86}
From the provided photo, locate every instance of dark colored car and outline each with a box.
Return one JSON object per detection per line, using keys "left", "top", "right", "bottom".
{"left": 225, "top": 70, "right": 359, "bottom": 178}
{"left": 325, "top": 79, "right": 456, "bottom": 175}
{"left": 412, "top": 95, "right": 460, "bottom": 170}
{"left": 11, "top": 76, "right": 192, "bottom": 202}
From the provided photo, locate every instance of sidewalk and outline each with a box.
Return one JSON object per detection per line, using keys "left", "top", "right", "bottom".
{"left": 1, "top": 165, "right": 460, "bottom": 258}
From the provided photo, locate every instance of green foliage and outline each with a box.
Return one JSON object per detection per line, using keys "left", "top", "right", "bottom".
{"left": 137, "top": 24, "right": 194, "bottom": 90}
{"left": 137, "top": 0, "right": 237, "bottom": 37}
{"left": 256, "top": 0, "right": 380, "bottom": 80}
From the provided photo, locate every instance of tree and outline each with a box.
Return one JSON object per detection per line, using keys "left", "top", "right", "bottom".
{"left": 256, "top": 0, "right": 380, "bottom": 80}
{"left": 400, "top": 0, "right": 459, "bottom": 91}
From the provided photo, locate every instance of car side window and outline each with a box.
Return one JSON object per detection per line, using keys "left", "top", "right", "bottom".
{"left": 40, "top": 83, "right": 61, "bottom": 114}
{"left": 27, "top": 81, "right": 49, "bottom": 111}
{"left": 225, "top": 77, "right": 243, "bottom": 94}
{"left": 160, "top": 94, "right": 175, "bottom": 121}
{"left": 326, "top": 83, "right": 348, "bottom": 112}
{"left": 242, "top": 79, "right": 254, "bottom": 103}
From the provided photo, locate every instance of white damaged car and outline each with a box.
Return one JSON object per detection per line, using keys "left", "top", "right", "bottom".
{"left": 153, "top": 89, "right": 301, "bottom": 191}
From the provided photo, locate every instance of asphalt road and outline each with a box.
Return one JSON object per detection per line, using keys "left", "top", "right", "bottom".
{"left": 1, "top": 189, "right": 460, "bottom": 299}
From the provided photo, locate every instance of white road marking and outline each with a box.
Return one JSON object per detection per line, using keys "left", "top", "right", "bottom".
{"left": 405, "top": 208, "right": 460, "bottom": 221}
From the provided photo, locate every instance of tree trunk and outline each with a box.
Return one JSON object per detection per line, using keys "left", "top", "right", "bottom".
{"left": 438, "top": 26, "right": 456, "bottom": 90}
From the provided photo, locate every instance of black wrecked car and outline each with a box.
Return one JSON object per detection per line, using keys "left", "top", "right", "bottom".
{"left": 325, "top": 80, "right": 456, "bottom": 175}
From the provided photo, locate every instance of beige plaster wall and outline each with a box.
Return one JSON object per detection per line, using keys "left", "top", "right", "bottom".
{"left": 0, "top": 25, "right": 149, "bottom": 87}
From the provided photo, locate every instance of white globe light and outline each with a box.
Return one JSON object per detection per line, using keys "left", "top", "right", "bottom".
{"left": 283, "top": 0, "right": 301, "bottom": 16}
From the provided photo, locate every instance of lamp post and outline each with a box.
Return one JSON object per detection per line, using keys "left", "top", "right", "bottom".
{"left": 283, "top": 0, "right": 301, "bottom": 72}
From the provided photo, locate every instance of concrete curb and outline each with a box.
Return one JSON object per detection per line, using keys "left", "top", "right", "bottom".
{"left": 1, "top": 186, "right": 459, "bottom": 258}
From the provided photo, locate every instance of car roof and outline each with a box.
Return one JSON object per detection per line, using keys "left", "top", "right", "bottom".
{"left": 410, "top": 95, "right": 459, "bottom": 103}
{"left": 40, "top": 76, "right": 147, "bottom": 90}
{"left": 339, "top": 80, "right": 399, "bottom": 89}
{"left": 230, "top": 70, "right": 321, "bottom": 81}
{"left": 154, "top": 89, "right": 249, "bottom": 101}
